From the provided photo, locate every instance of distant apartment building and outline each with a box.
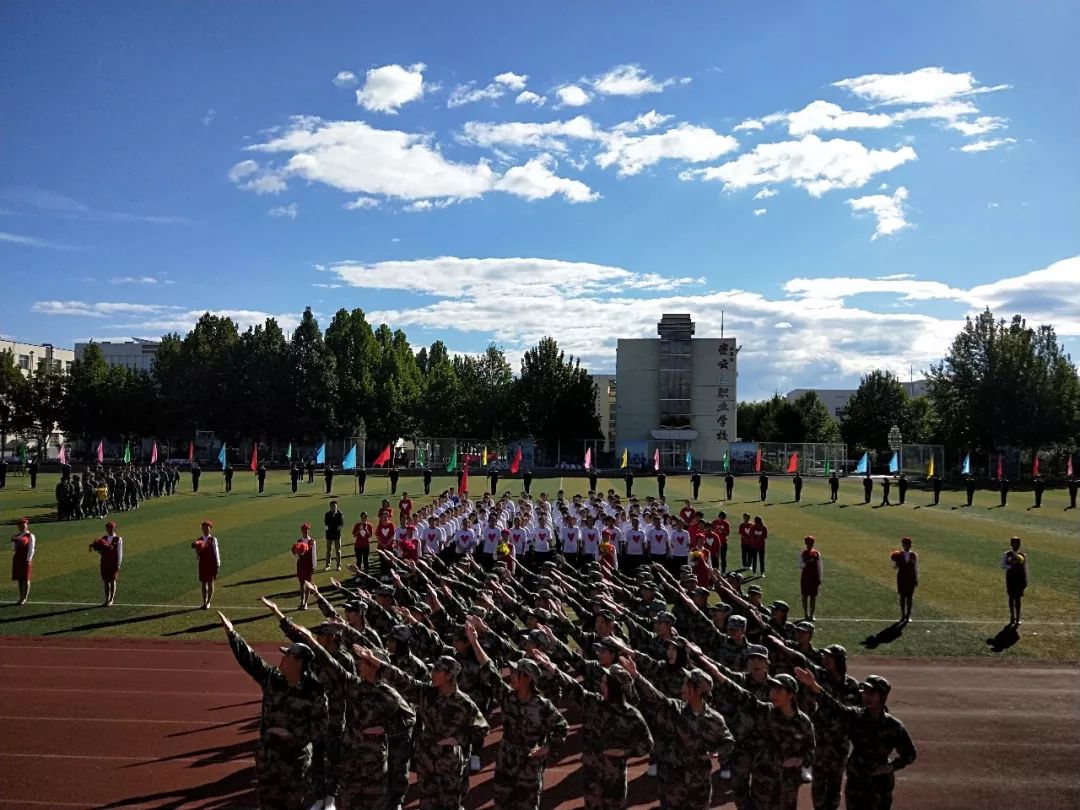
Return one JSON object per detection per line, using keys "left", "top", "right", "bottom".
{"left": 786, "top": 380, "right": 928, "bottom": 421}
{"left": 75, "top": 338, "right": 161, "bottom": 371}
{"left": 0, "top": 339, "right": 74, "bottom": 377}
{"left": 591, "top": 374, "right": 617, "bottom": 451}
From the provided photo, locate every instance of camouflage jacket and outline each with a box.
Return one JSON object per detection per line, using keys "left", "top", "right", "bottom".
{"left": 280, "top": 618, "right": 355, "bottom": 732}
{"left": 717, "top": 678, "right": 816, "bottom": 773}
{"left": 635, "top": 674, "right": 734, "bottom": 769}
{"left": 483, "top": 662, "right": 568, "bottom": 764}
{"left": 819, "top": 692, "right": 917, "bottom": 775}
{"left": 382, "top": 664, "right": 489, "bottom": 746}
{"left": 557, "top": 672, "right": 653, "bottom": 758}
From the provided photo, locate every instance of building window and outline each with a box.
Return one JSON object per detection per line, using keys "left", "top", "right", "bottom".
{"left": 17, "top": 354, "right": 29, "bottom": 370}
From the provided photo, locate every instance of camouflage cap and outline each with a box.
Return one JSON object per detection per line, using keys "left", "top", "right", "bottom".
{"left": 692, "top": 587, "right": 711, "bottom": 599}
{"left": 279, "top": 642, "right": 315, "bottom": 662}
{"left": 795, "top": 620, "right": 815, "bottom": 633}
{"left": 768, "top": 673, "right": 798, "bottom": 693}
{"left": 433, "top": 655, "right": 462, "bottom": 677}
{"left": 525, "top": 629, "right": 551, "bottom": 649}
{"left": 687, "top": 668, "right": 714, "bottom": 693}
{"left": 822, "top": 643, "right": 847, "bottom": 661}
{"left": 655, "top": 611, "right": 676, "bottom": 625}
{"left": 533, "top": 608, "right": 552, "bottom": 623}
{"left": 769, "top": 600, "right": 790, "bottom": 613}
{"left": 708, "top": 602, "right": 733, "bottom": 614}
{"left": 726, "top": 615, "right": 747, "bottom": 630}
{"left": 367, "top": 648, "right": 391, "bottom": 666}
{"left": 389, "top": 624, "right": 413, "bottom": 643}
{"left": 313, "top": 622, "right": 344, "bottom": 638}
{"left": 747, "top": 585, "right": 763, "bottom": 595}
{"left": 596, "top": 608, "right": 616, "bottom": 622}
{"left": 860, "top": 674, "right": 891, "bottom": 698}
{"left": 342, "top": 599, "right": 367, "bottom": 613}
{"left": 605, "top": 664, "right": 634, "bottom": 692}
{"left": 593, "top": 637, "right": 620, "bottom": 653}
{"left": 511, "top": 658, "right": 543, "bottom": 682}
{"left": 746, "top": 644, "right": 769, "bottom": 660}
{"left": 374, "top": 584, "right": 397, "bottom": 597}
{"left": 467, "top": 605, "right": 488, "bottom": 619}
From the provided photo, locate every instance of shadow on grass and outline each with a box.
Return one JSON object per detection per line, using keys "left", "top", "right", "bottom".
{"left": 0, "top": 605, "right": 94, "bottom": 624}
{"left": 986, "top": 624, "right": 1021, "bottom": 653}
{"left": 45, "top": 607, "right": 198, "bottom": 635}
{"left": 227, "top": 574, "right": 298, "bottom": 588}
{"left": 860, "top": 620, "right": 907, "bottom": 650}
{"left": 164, "top": 612, "right": 269, "bottom": 636}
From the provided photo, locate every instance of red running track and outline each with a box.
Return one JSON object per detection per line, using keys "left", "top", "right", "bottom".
{"left": 0, "top": 637, "right": 1078, "bottom": 809}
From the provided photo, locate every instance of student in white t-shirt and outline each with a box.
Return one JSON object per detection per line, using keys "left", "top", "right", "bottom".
{"left": 530, "top": 516, "right": 554, "bottom": 566}
{"left": 647, "top": 517, "right": 671, "bottom": 562}
{"left": 480, "top": 518, "right": 502, "bottom": 570}
{"left": 508, "top": 517, "right": 530, "bottom": 556}
{"left": 623, "top": 516, "right": 647, "bottom": 576}
{"left": 581, "top": 517, "right": 602, "bottom": 560}
{"left": 668, "top": 518, "right": 691, "bottom": 573}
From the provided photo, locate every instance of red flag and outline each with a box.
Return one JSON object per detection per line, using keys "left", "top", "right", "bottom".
{"left": 786, "top": 452, "right": 799, "bottom": 474}
{"left": 1032, "top": 454, "right": 1039, "bottom": 477}
{"left": 510, "top": 447, "right": 522, "bottom": 474}
{"left": 188, "top": 441, "right": 194, "bottom": 462}
{"left": 653, "top": 448, "right": 660, "bottom": 471}
{"left": 996, "top": 453, "right": 1003, "bottom": 480}
{"left": 96, "top": 440, "right": 104, "bottom": 463}
{"left": 460, "top": 462, "right": 469, "bottom": 494}
{"left": 150, "top": 442, "right": 158, "bottom": 464}
{"left": 373, "top": 444, "right": 391, "bottom": 467}
{"left": 249, "top": 445, "right": 258, "bottom": 472}
{"left": 754, "top": 447, "right": 762, "bottom": 473}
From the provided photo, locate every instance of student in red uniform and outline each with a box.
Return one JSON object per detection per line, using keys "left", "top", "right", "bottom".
{"left": 397, "top": 492, "right": 413, "bottom": 519}
{"left": 712, "top": 511, "right": 731, "bottom": 573}
{"left": 679, "top": 499, "right": 696, "bottom": 525}
{"left": 799, "top": 535, "right": 823, "bottom": 620}
{"left": 375, "top": 512, "right": 397, "bottom": 574}
{"left": 89, "top": 520, "right": 123, "bottom": 607}
{"left": 11, "top": 517, "right": 35, "bottom": 606}
{"left": 891, "top": 537, "right": 918, "bottom": 623}
{"left": 192, "top": 519, "right": 220, "bottom": 610}
{"left": 351, "top": 510, "right": 373, "bottom": 573}
{"left": 292, "top": 523, "right": 317, "bottom": 610}
{"left": 378, "top": 499, "right": 394, "bottom": 522}
{"left": 738, "top": 512, "right": 754, "bottom": 569}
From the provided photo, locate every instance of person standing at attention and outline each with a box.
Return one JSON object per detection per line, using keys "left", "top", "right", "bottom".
{"left": 11, "top": 517, "right": 35, "bottom": 606}
{"left": 192, "top": 519, "right": 220, "bottom": 610}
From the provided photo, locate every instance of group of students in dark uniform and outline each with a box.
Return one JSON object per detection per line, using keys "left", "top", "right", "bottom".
{"left": 54, "top": 463, "right": 179, "bottom": 520}
{"left": 221, "top": 483, "right": 925, "bottom": 810}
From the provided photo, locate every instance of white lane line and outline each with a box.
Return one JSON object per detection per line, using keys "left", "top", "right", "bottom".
{"left": 1, "top": 600, "right": 269, "bottom": 611}
{"left": 0, "top": 644, "right": 235, "bottom": 654}
{"left": 0, "top": 664, "right": 237, "bottom": 674}
{"left": 0, "top": 715, "right": 225, "bottom": 726}
{"left": 2, "top": 687, "right": 253, "bottom": 697}
{"left": 0, "top": 751, "right": 254, "bottom": 764}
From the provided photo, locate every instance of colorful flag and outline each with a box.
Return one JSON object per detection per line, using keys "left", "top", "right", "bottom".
{"left": 961, "top": 453, "right": 971, "bottom": 476}
{"left": 1068, "top": 455, "right": 1074, "bottom": 477}
{"left": 482, "top": 447, "right": 488, "bottom": 466}
{"left": 786, "top": 452, "right": 799, "bottom": 474}
{"left": 1032, "top": 454, "right": 1040, "bottom": 477}
{"left": 285, "top": 442, "right": 292, "bottom": 461}
{"left": 342, "top": 445, "right": 357, "bottom": 470}
{"left": 218, "top": 443, "right": 227, "bottom": 470}
{"left": 123, "top": 442, "right": 131, "bottom": 464}
{"left": 754, "top": 447, "right": 762, "bottom": 473}
{"left": 58, "top": 445, "right": 67, "bottom": 465}
{"left": 996, "top": 452, "right": 1003, "bottom": 480}
{"left": 188, "top": 440, "right": 194, "bottom": 462}
{"left": 653, "top": 448, "right": 661, "bottom": 471}
{"left": 620, "top": 448, "right": 628, "bottom": 469}
{"left": 824, "top": 458, "right": 832, "bottom": 476}
{"left": 854, "top": 452, "right": 868, "bottom": 475}
{"left": 584, "top": 448, "right": 592, "bottom": 470}
{"left": 927, "top": 456, "right": 934, "bottom": 477}
{"left": 18, "top": 443, "right": 27, "bottom": 464}
{"left": 723, "top": 451, "right": 730, "bottom": 472}
{"left": 373, "top": 444, "right": 391, "bottom": 467}
{"left": 315, "top": 443, "right": 326, "bottom": 464}
{"left": 418, "top": 447, "right": 426, "bottom": 466}
{"left": 460, "top": 462, "right": 469, "bottom": 494}
{"left": 150, "top": 442, "right": 158, "bottom": 464}
{"left": 889, "top": 452, "right": 899, "bottom": 474}
{"left": 249, "top": 445, "right": 258, "bottom": 472}
{"left": 686, "top": 450, "right": 692, "bottom": 470}
{"left": 510, "top": 447, "right": 522, "bottom": 474}
{"left": 96, "top": 440, "right": 104, "bottom": 463}
{"left": 447, "top": 448, "right": 458, "bottom": 472}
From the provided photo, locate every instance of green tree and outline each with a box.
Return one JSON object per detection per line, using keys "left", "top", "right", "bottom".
{"left": 15, "top": 360, "right": 66, "bottom": 454}
{"left": 62, "top": 342, "right": 109, "bottom": 450}
{"left": 234, "top": 318, "right": 291, "bottom": 445}
{"left": 418, "top": 341, "right": 463, "bottom": 437}
{"left": 0, "top": 351, "right": 29, "bottom": 455}
{"left": 289, "top": 307, "right": 338, "bottom": 441}
{"left": 514, "top": 337, "right": 600, "bottom": 457}
{"left": 455, "top": 343, "right": 515, "bottom": 439}
{"left": 790, "top": 391, "right": 841, "bottom": 442}
{"left": 324, "top": 308, "right": 378, "bottom": 438}
{"left": 151, "top": 334, "right": 190, "bottom": 443}
{"left": 839, "top": 370, "right": 909, "bottom": 451}
{"left": 368, "top": 324, "right": 422, "bottom": 444}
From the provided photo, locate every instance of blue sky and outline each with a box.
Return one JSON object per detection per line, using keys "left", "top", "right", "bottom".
{"left": 3, "top": 1, "right": 1078, "bottom": 399}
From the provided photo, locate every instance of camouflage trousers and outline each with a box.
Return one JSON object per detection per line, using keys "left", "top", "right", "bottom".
{"left": 844, "top": 770, "right": 895, "bottom": 810}
{"left": 255, "top": 740, "right": 312, "bottom": 810}
{"left": 414, "top": 739, "right": 468, "bottom": 810}
{"left": 313, "top": 726, "right": 344, "bottom": 798}
{"left": 656, "top": 758, "right": 713, "bottom": 810}
{"left": 749, "top": 766, "right": 803, "bottom": 810}
{"left": 385, "top": 732, "right": 413, "bottom": 810}
{"left": 581, "top": 749, "right": 629, "bottom": 810}
{"left": 728, "top": 747, "right": 755, "bottom": 810}
{"left": 492, "top": 743, "right": 545, "bottom": 810}
{"left": 337, "top": 744, "right": 386, "bottom": 810}
{"left": 810, "top": 747, "right": 848, "bottom": 810}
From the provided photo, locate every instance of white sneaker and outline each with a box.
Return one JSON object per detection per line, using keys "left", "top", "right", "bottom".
{"left": 647, "top": 764, "right": 657, "bottom": 777}
{"left": 801, "top": 767, "right": 813, "bottom": 783}
{"left": 719, "top": 768, "right": 731, "bottom": 779}
{"left": 469, "top": 754, "right": 481, "bottom": 772}
{"left": 323, "top": 799, "right": 337, "bottom": 810}
{"left": 307, "top": 801, "right": 325, "bottom": 810}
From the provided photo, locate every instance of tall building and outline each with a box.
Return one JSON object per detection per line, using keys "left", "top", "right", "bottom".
{"left": 786, "top": 380, "right": 927, "bottom": 421}
{"left": 590, "top": 374, "right": 617, "bottom": 451}
{"left": 75, "top": 338, "right": 161, "bottom": 371}
{"left": 0, "top": 339, "right": 75, "bottom": 377}
{"left": 615, "top": 314, "right": 736, "bottom": 470}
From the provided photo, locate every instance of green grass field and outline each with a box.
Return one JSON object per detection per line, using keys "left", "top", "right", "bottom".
{"left": 2, "top": 471, "right": 1077, "bottom": 660}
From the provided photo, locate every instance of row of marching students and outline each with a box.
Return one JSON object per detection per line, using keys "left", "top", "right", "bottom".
{"left": 222, "top": 541, "right": 916, "bottom": 810}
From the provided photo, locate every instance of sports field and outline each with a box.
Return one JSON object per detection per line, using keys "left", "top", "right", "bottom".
{"left": 2, "top": 472, "right": 1077, "bottom": 659}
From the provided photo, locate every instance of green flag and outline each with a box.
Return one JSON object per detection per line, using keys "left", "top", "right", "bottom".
{"left": 824, "top": 458, "right": 832, "bottom": 476}
{"left": 286, "top": 442, "right": 292, "bottom": 461}
{"left": 123, "top": 442, "right": 132, "bottom": 464}
{"left": 722, "top": 451, "right": 730, "bottom": 472}
{"left": 18, "top": 443, "right": 27, "bottom": 464}
{"left": 418, "top": 447, "right": 426, "bottom": 466}
{"left": 446, "top": 448, "right": 458, "bottom": 472}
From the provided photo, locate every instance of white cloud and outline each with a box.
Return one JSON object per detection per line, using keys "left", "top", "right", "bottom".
{"left": 733, "top": 119, "right": 764, "bottom": 132}
{"left": 683, "top": 134, "right": 917, "bottom": 196}
{"left": 555, "top": 85, "right": 591, "bottom": 107}
{"left": 833, "top": 66, "right": 1009, "bottom": 106}
{"left": 987, "top": 202, "right": 999, "bottom": 209}
{"left": 494, "top": 72, "right": 528, "bottom": 91}
{"left": 753, "top": 208, "right": 767, "bottom": 216}
{"left": 332, "top": 70, "right": 358, "bottom": 87}
{"left": 268, "top": 203, "right": 299, "bottom": 219}
{"left": 590, "top": 64, "right": 680, "bottom": 96}
{"left": 344, "top": 196, "right": 380, "bottom": 210}
{"left": 202, "top": 109, "right": 216, "bottom": 127}
{"left": 0, "top": 232, "right": 79, "bottom": 250}
{"left": 448, "top": 82, "right": 506, "bottom": 108}
{"left": 596, "top": 124, "right": 739, "bottom": 176}
{"left": 228, "top": 160, "right": 259, "bottom": 182}
{"left": 494, "top": 154, "right": 599, "bottom": 202}
{"left": 31, "top": 301, "right": 180, "bottom": 318}
{"left": 110, "top": 276, "right": 172, "bottom": 285}
{"left": 770, "top": 100, "right": 895, "bottom": 137}
{"left": 612, "top": 110, "right": 673, "bottom": 134}
{"left": 355, "top": 63, "right": 427, "bottom": 113}
{"left": 515, "top": 90, "right": 546, "bottom": 107}
{"left": 948, "top": 115, "right": 1007, "bottom": 136}
{"left": 460, "top": 116, "right": 601, "bottom": 152}
{"left": 846, "top": 186, "right": 911, "bottom": 240}
{"left": 752, "top": 188, "right": 777, "bottom": 200}
{"left": 959, "top": 137, "right": 1016, "bottom": 153}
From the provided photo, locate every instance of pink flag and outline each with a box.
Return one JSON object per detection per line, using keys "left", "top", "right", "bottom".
{"left": 150, "top": 442, "right": 158, "bottom": 464}
{"left": 96, "top": 440, "right": 104, "bottom": 463}
{"left": 1068, "top": 455, "right": 1074, "bottom": 477}
{"left": 996, "top": 453, "right": 1003, "bottom": 480}
{"left": 584, "top": 448, "right": 592, "bottom": 470}
{"left": 653, "top": 448, "right": 661, "bottom": 471}
{"left": 1032, "top": 454, "right": 1040, "bottom": 477}
{"left": 58, "top": 445, "right": 67, "bottom": 465}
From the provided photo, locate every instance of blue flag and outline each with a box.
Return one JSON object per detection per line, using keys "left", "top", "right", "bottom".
{"left": 218, "top": 443, "right": 226, "bottom": 470}
{"left": 854, "top": 452, "right": 869, "bottom": 474}
{"left": 889, "top": 451, "right": 899, "bottom": 473}
{"left": 315, "top": 443, "right": 326, "bottom": 464}
{"left": 685, "top": 450, "right": 692, "bottom": 470}
{"left": 342, "top": 445, "right": 356, "bottom": 470}
{"left": 961, "top": 453, "right": 971, "bottom": 475}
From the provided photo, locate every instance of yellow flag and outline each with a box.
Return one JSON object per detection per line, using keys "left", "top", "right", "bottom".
{"left": 620, "top": 448, "right": 628, "bottom": 469}
{"left": 927, "top": 457, "right": 935, "bottom": 476}
{"left": 482, "top": 447, "right": 488, "bottom": 466}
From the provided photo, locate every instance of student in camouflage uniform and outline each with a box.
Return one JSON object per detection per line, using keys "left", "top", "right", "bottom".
{"left": 370, "top": 650, "right": 489, "bottom": 810}
{"left": 533, "top": 650, "right": 653, "bottom": 810}
{"left": 219, "top": 612, "right": 328, "bottom": 810}
{"left": 795, "top": 668, "right": 917, "bottom": 810}
{"left": 466, "top": 621, "right": 568, "bottom": 810}
{"left": 384, "top": 623, "right": 428, "bottom": 810}
{"left": 703, "top": 656, "right": 815, "bottom": 810}
{"left": 623, "top": 657, "right": 734, "bottom": 810}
